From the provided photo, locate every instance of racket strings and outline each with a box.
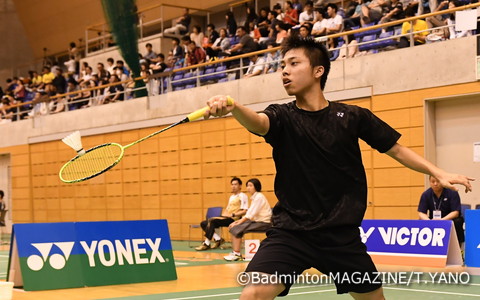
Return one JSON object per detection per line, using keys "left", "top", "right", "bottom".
{"left": 61, "top": 144, "right": 123, "bottom": 182}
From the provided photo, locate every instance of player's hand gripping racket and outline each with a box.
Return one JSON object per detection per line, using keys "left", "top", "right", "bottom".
{"left": 59, "top": 96, "right": 235, "bottom": 183}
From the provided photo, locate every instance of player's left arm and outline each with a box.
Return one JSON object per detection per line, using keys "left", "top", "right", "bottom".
{"left": 385, "top": 143, "right": 475, "bottom": 193}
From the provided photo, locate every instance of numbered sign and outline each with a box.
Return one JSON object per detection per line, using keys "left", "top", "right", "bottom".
{"left": 244, "top": 239, "right": 260, "bottom": 261}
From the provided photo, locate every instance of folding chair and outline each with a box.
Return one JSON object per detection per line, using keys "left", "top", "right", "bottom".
{"left": 188, "top": 206, "right": 222, "bottom": 247}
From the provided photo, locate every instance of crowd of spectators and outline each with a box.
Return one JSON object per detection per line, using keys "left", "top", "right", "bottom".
{"left": 1, "top": 0, "right": 477, "bottom": 124}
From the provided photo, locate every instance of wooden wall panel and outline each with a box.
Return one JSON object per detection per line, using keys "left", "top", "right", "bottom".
{"left": 8, "top": 84, "right": 480, "bottom": 239}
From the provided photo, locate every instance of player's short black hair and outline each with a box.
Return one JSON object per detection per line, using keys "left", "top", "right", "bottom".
{"left": 247, "top": 178, "right": 262, "bottom": 192}
{"left": 281, "top": 35, "right": 331, "bottom": 90}
{"left": 231, "top": 177, "right": 243, "bottom": 186}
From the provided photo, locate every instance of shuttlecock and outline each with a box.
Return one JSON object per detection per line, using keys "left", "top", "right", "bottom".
{"left": 62, "top": 131, "right": 86, "bottom": 156}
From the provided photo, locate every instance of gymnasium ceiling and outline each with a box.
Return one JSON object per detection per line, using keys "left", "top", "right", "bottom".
{"left": 12, "top": 0, "right": 239, "bottom": 60}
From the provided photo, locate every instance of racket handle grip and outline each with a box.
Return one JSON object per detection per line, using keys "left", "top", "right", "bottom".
{"left": 187, "top": 96, "right": 235, "bottom": 121}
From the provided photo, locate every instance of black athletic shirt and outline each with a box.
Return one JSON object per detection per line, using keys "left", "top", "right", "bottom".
{"left": 262, "top": 101, "right": 401, "bottom": 230}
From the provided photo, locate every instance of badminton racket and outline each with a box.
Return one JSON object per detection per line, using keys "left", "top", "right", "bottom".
{"left": 59, "top": 96, "right": 234, "bottom": 183}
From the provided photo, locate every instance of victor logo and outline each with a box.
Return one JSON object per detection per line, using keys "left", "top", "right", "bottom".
{"left": 27, "top": 242, "right": 75, "bottom": 271}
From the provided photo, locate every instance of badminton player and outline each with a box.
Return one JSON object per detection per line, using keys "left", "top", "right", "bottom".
{"left": 205, "top": 35, "right": 474, "bottom": 299}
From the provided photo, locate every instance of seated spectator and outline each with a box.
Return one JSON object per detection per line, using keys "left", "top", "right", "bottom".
{"left": 13, "top": 78, "right": 25, "bottom": 102}
{"left": 186, "top": 42, "right": 206, "bottom": 66}
{"left": 344, "top": 0, "right": 363, "bottom": 28}
{"left": 225, "top": 11, "right": 238, "bottom": 37}
{"left": 339, "top": 29, "right": 361, "bottom": 59}
{"left": 170, "top": 37, "right": 184, "bottom": 64}
{"left": 102, "top": 74, "right": 124, "bottom": 104}
{"left": 96, "top": 62, "right": 110, "bottom": 82}
{"left": 312, "top": 7, "right": 328, "bottom": 37}
{"left": 38, "top": 66, "right": 55, "bottom": 91}
{"left": 64, "top": 56, "right": 76, "bottom": 75}
{"left": 144, "top": 43, "right": 158, "bottom": 62}
{"left": 326, "top": 3, "right": 344, "bottom": 34}
{"left": 427, "top": 0, "right": 471, "bottom": 40}
{"left": 71, "top": 81, "right": 92, "bottom": 108}
{"left": 0, "top": 94, "right": 16, "bottom": 123}
{"left": 264, "top": 44, "right": 282, "bottom": 73}
{"left": 257, "top": 7, "right": 270, "bottom": 29}
{"left": 298, "top": 1, "right": 315, "bottom": 28}
{"left": 275, "top": 23, "right": 289, "bottom": 45}
{"left": 292, "top": 0, "right": 303, "bottom": 12}
{"left": 379, "top": 0, "right": 404, "bottom": 25}
{"left": 244, "top": 53, "right": 266, "bottom": 78}
{"left": 273, "top": 3, "right": 285, "bottom": 22}
{"left": 360, "top": 0, "right": 386, "bottom": 26}
{"left": 222, "top": 26, "right": 258, "bottom": 56}
{"left": 445, "top": 0, "right": 473, "bottom": 39}
{"left": 163, "top": 8, "right": 191, "bottom": 36}
{"left": 78, "top": 66, "right": 93, "bottom": 85}
{"left": 283, "top": 1, "right": 299, "bottom": 27}
{"left": 244, "top": 5, "right": 258, "bottom": 28}
{"left": 248, "top": 21, "right": 262, "bottom": 42}
{"left": 106, "top": 57, "right": 115, "bottom": 75}
{"left": 195, "top": 177, "right": 249, "bottom": 251}
{"left": 30, "top": 71, "right": 43, "bottom": 89}
{"left": 418, "top": 176, "right": 464, "bottom": 246}
{"left": 299, "top": 24, "right": 312, "bottom": 38}
{"left": 206, "top": 28, "right": 231, "bottom": 58}
{"left": 116, "top": 60, "right": 130, "bottom": 77}
{"left": 224, "top": 178, "right": 272, "bottom": 261}
{"left": 52, "top": 68, "right": 67, "bottom": 95}
{"left": 204, "top": 24, "right": 219, "bottom": 49}
{"left": 190, "top": 25, "right": 205, "bottom": 48}
{"left": 266, "top": 10, "right": 280, "bottom": 42}
{"left": 113, "top": 66, "right": 129, "bottom": 87}
{"left": 398, "top": 6, "right": 429, "bottom": 48}
{"left": 150, "top": 53, "right": 168, "bottom": 74}
{"left": 65, "top": 79, "right": 80, "bottom": 110}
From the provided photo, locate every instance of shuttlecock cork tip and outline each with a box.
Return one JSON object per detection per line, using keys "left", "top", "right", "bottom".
{"left": 62, "top": 131, "right": 86, "bottom": 156}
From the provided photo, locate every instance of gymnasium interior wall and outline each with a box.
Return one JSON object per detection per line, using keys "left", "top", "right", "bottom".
{"left": 0, "top": 36, "right": 479, "bottom": 240}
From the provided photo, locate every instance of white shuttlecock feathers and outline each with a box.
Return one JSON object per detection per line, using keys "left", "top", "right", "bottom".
{"left": 62, "top": 131, "right": 86, "bottom": 156}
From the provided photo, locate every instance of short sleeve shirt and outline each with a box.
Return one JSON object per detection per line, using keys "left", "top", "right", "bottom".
{"left": 262, "top": 101, "right": 401, "bottom": 230}
{"left": 418, "top": 188, "right": 461, "bottom": 219}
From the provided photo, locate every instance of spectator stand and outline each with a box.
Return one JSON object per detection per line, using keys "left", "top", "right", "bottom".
{"left": 4, "top": 2, "right": 480, "bottom": 123}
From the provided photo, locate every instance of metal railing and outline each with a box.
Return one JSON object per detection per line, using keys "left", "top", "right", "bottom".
{"left": 2, "top": 3, "right": 479, "bottom": 124}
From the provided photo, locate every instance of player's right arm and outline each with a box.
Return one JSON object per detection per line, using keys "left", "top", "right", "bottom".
{"left": 205, "top": 95, "right": 270, "bottom": 136}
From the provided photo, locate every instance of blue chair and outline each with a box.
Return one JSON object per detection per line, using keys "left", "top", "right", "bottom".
{"left": 200, "top": 67, "right": 216, "bottom": 83}
{"left": 183, "top": 72, "right": 196, "bottom": 86}
{"left": 359, "top": 34, "right": 377, "bottom": 52}
{"left": 212, "top": 65, "right": 227, "bottom": 81}
{"left": 461, "top": 204, "right": 471, "bottom": 217}
{"left": 171, "top": 73, "right": 184, "bottom": 88}
{"left": 188, "top": 206, "right": 223, "bottom": 247}
{"left": 375, "top": 31, "right": 396, "bottom": 49}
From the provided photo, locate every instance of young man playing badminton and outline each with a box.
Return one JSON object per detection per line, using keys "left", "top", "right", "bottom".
{"left": 205, "top": 35, "right": 474, "bottom": 300}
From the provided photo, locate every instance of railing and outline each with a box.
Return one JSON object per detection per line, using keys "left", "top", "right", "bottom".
{"left": 85, "top": 4, "right": 212, "bottom": 56}
{"left": 2, "top": 3, "right": 478, "bottom": 124}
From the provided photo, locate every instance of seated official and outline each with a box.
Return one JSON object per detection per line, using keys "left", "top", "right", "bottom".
{"left": 418, "top": 175, "right": 464, "bottom": 245}
{"left": 224, "top": 178, "right": 272, "bottom": 261}
{"left": 195, "top": 177, "right": 248, "bottom": 251}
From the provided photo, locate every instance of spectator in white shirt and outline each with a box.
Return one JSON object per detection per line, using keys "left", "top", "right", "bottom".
{"left": 326, "top": 3, "right": 343, "bottom": 34}
{"left": 244, "top": 54, "right": 266, "bottom": 78}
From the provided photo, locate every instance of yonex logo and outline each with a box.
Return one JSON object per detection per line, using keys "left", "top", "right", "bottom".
{"left": 27, "top": 242, "right": 75, "bottom": 271}
{"left": 337, "top": 112, "right": 344, "bottom": 117}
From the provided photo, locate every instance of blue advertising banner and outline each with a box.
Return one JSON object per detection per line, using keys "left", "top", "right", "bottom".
{"left": 360, "top": 220, "right": 462, "bottom": 267}
{"left": 7, "top": 220, "right": 177, "bottom": 291}
{"left": 465, "top": 210, "right": 480, "bottom": 267}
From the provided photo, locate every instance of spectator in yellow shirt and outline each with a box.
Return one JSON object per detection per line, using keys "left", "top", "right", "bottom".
{"left": 399, "top": 6, "right": 429, "bottom": 48}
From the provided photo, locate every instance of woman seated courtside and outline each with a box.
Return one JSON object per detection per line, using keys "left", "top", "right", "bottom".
{"left": 224, "top": 178, "right": 272, "bottom": 261}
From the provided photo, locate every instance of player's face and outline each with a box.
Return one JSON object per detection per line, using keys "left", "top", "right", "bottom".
{"left": 246, "top": 182, "right": 255, "bottom": 194}
{"left": 231, "top": 181, "right": 241, "bottom": 193}
{"left": 429, "top": 177, "right": 443, "bottom": 193}
{"left": 281, "top": 49, "right": 322, "bottom": 96}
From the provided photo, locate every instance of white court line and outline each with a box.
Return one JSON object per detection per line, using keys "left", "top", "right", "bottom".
{"left": 384, "top": 286, "right": 480, "bottom": 297}
{"left": 163, "top": 285, "right": 335, "bottom": 300}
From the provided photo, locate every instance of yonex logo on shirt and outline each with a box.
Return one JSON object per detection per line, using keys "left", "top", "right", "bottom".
{"left": 337, "top": 112, "right": 344, "bottom": 117}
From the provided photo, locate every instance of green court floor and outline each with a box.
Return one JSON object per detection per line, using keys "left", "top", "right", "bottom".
{"left": 102, "top": 280, "right": 480, "bottom": 300}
